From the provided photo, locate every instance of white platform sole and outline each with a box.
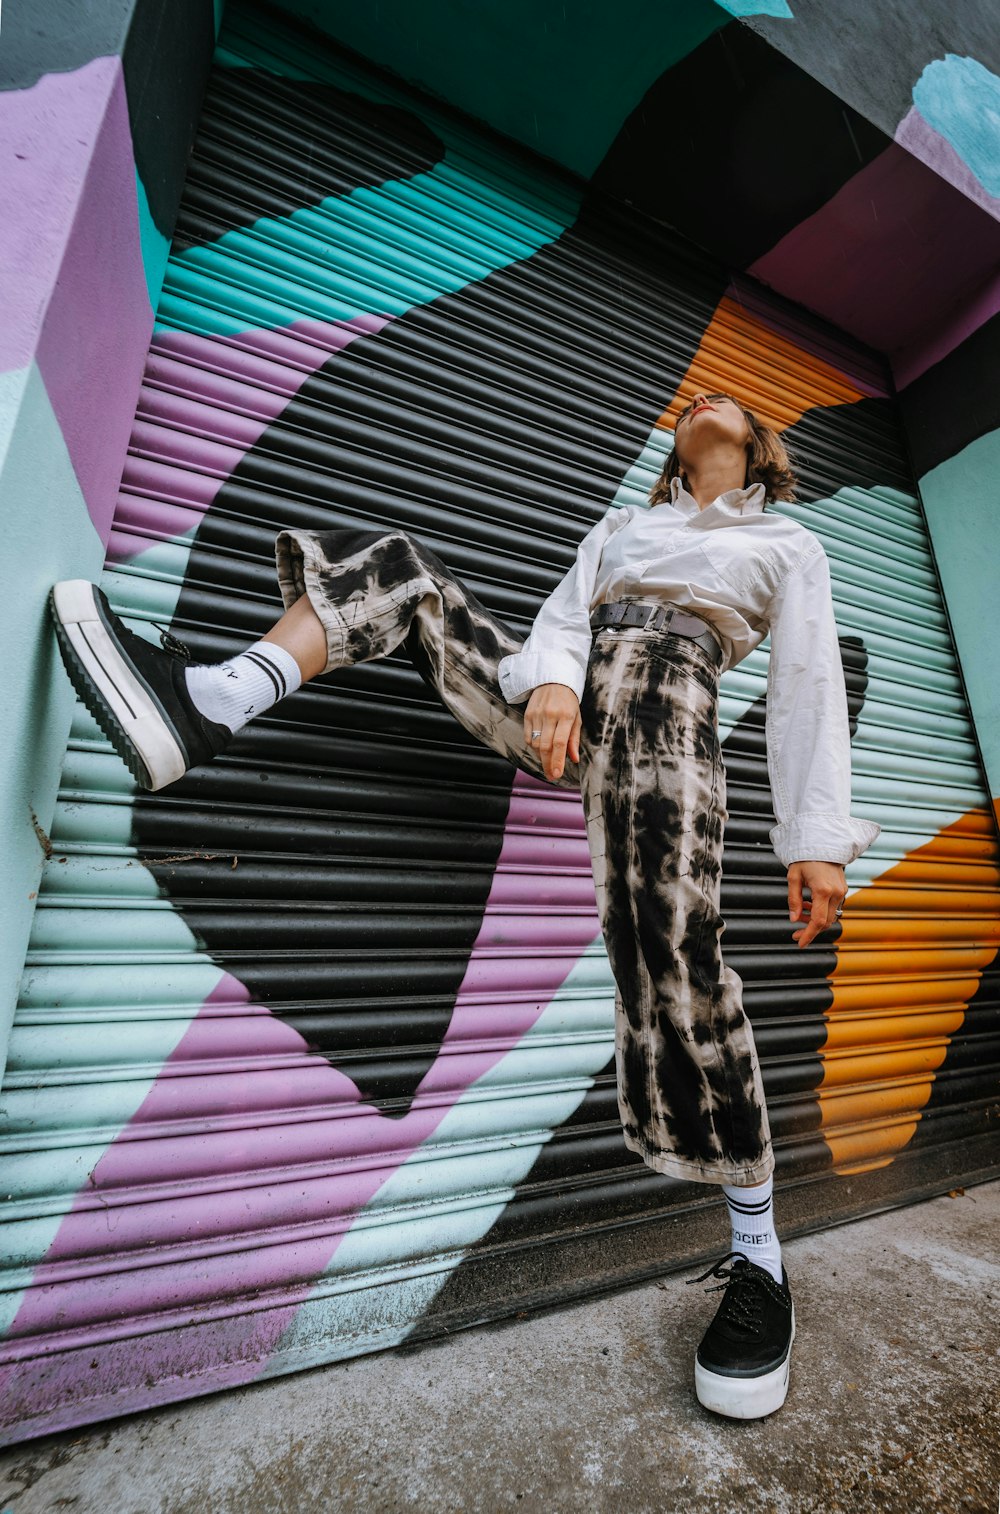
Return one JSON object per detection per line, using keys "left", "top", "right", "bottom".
{"left": 694, "top": 1307, "right": 795, "bottom": 1420}
{"left": 50, "top": 580, "right": 188, "bottom": 791}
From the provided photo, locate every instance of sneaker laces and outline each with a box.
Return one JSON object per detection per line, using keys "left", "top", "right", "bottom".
{"left": 685, "top": 1250, "right": 764, "bottom": 1333}
{"left": 150, "top": 621, "right": 192, "bottom": 662}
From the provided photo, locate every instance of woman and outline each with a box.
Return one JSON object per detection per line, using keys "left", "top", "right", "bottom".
{"left": 49, "top": 389, "right": 879, "bottom": 1421}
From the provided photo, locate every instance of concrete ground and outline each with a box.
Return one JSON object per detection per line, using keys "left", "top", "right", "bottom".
{"left": 1, "top": 1181, "right": 998, "bottom": 1514}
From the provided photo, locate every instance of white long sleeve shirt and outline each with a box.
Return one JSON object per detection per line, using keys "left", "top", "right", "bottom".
{"left": 497, "top": 474, "right": 881, "bottom": 870}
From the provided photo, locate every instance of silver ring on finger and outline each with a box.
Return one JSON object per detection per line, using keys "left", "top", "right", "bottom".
{"left": 530, "top": 729, "right": 542, "bottom": 741}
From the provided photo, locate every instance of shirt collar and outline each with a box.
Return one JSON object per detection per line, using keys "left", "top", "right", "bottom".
{"left": 666, "top": 474, "right": 767, "bottom": 519}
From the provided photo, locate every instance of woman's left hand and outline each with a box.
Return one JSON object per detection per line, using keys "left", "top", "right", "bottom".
{"left": 787, "top": 860, "right": 847, "bottom": 948}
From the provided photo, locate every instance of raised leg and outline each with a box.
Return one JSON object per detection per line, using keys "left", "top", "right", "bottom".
{"left": 261, "top": 592, "right": 329, "bottom": 682}
{"left": 275, "top": 525, "right": 582, "bottom": 790}
{"left": 50, "top": 527, "right": 584, "bottom": 794}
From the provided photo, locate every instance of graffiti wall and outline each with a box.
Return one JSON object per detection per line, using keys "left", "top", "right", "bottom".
{"left": 278, "top": 0, "right": 1000, "bottom": 815}
{"left": 1, "top": 0, "right": 998, "bottom": 1446}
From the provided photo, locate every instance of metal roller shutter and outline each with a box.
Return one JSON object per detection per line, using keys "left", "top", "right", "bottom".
{"left": 2, "top": 0, "right": 998, "bottom": 1442}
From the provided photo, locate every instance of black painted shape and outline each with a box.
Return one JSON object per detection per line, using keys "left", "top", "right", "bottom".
{"left": 771, "top": 398, "right": 913, "bottom": 497}
{"left": 908, "top": 964, "right": 1000, "bottom": 1151}
{"left": 897, "top": 309, "right": 1000, "bottom": 478}
{"left": 121, "top": 0, "right": 217, "bottom": 240}
{"left": 171, "top": 66, "right": 446, "bottom": 251}
{"left": 589, "top": 21, "right": 890, "bottom": 273}
{"left": 131, "top": 205, "right": 731, "bottom": 1116}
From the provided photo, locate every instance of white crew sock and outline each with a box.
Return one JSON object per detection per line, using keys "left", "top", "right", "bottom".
{"left": 184, "top": 640, "right": 303, "bottom": 734}
{"left": 722, "top": 1175, "right": 783, "bottom": 1283}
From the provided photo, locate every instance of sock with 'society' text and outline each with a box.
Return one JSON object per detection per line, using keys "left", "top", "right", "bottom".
{"left": 721, "top": 1174, "right": 783, "bottom": 1283}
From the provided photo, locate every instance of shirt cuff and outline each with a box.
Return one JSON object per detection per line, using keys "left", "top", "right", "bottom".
{"left": 497, "top": 648, "right": 587, "bottom": 705}
{"left": 769, "top": 813, "right": 881, "bottom": 869}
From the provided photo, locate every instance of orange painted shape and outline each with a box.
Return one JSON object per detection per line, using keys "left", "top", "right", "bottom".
{"left": 825, "top": 1119, "right": 921, "bottom": 1173}
{"left": 831, "top": 946, "right": 997, "bottom": 981}
{"left": 821, "top": 809, "right": 1000, "bottom": 1174}
{"left": 819, "top": 1044, "right": 967, "bottom": 1087}
{"left": 658, "top": 293, "right": 871, "bottom": 432}
{"left": 820, "top": 1082, "right": 929, "bottom": 1125}
{"left": 822, "top": 1009, "right": 967, "bottom": 1051}
{"left": 829, "top": 980, "right": 979, "bottom": 1013}
{"left": 837, "top": 917, "right": 1000, "bottom": 946}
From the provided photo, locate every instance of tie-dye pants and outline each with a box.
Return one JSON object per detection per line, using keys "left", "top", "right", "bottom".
{"left": 276, "top": 525, "right": 774, "bottom": 1187}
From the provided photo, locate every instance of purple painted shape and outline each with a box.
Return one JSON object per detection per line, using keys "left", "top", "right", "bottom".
{"left": 0, "top": 56, "right": 123, "bottom": 372}
{"left": 0, "top": 773, "right": 602, "bottom": 1427}
{"left": 0, "top": 57, "right": 153, "bottom": 544}
{"left": 3, "top": 1309, "right": 308, "bottom": 1436}
{"left": 749, "top": 141, "right": 1000, "bottom": 362}
{"left": 107, "top": 316, "right": 391, "bottom": 559}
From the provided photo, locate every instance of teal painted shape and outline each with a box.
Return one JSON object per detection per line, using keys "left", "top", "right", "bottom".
{"left": 270, "top": 0, "right": 733, "bottom": 179}
{"left": 912, "top": 54, "right": 1000, "bottom": 199}
{"left": 918, "top": 427, "right": 1000, "bottom": 808}
{"left": 717, "top": 0, "right": 793, "bottom": 14}
{"left": 152, "top": 157, "right": 580, "bottom": 337}
{"left": 134, "top": 167, "right": 172, "bottom": 311}
{"left": 0, "top": 372, "right": 212, "bottom": 1338}
{"left": 608, "top": 426, "right": 674, "bottom": 513}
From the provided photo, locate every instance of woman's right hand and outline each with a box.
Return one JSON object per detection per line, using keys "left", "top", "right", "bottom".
{"left": 523, "top": 683, "right": 582, "bottom": 781}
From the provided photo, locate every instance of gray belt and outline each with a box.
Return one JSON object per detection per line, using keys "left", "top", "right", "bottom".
{"left": 590, "top": 599, "right": 724, "bottom": 668}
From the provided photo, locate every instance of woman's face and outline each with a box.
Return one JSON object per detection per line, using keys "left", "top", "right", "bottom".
{"left": 673, "top": 392, "right": 751, "bottom": 468}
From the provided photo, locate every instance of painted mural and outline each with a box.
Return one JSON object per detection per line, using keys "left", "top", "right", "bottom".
{"left": 279, "top": 0, "right": 1000, "bottom": 810}
{"left": 2, "top": 0, "right": 998, "bottom": 1445}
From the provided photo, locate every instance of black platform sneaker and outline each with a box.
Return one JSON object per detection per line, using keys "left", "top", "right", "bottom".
{"left": 50, "top": 580, "right": 232, "bottom": 791}
{"left": 687, "top": 1251, "right": 795, "bottom": 1419}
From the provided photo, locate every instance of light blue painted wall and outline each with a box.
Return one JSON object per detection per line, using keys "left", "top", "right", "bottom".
{"left": 917, "top": 428, "right": 1000, "bottom": 818}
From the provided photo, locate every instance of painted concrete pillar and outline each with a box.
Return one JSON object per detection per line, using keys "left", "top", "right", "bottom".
{"left": 0, "top": 1, "right": 223, "bottom": 1075}
{"left": 894, "top": 301, "right": 1000, "bottom": 832}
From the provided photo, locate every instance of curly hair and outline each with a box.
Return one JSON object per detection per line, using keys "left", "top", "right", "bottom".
{"left": 648, "top": 393, "right": 798, "bottom": 506}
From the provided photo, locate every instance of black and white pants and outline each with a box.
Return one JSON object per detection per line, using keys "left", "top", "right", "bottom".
{"left": 276, "top": 525, "right": 774, "bottom": 1187}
